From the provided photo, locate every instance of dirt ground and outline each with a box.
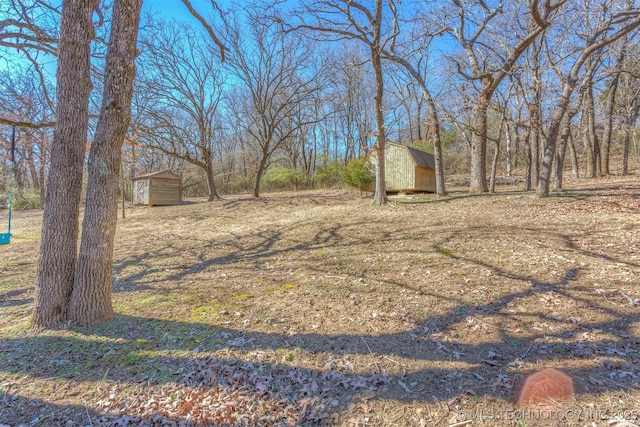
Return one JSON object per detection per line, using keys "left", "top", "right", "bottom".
{"left": 1, "top": 176, "right": 639, "bottom": 426}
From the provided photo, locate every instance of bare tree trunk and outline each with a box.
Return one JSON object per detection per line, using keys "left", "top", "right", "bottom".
{"left": 70, "top": 0, "right": 143, "bottom": 326}
{"left": 602, "top": 78, "right": 618, "bottom": 176}
{"left": 371, "top": 37, "right": 387, "bottom": 205}
{"left": 513, "top": 125, "right": 521, "bottom": 169}
{"left": 120, "top": 162, "right": 126, "bottom": 219}
{"left": 530, "top": 49, "right": 542, "bottom": 188}
{"left": 602, "top": 44, "right": 626, "bottom": 176}
{"left": 622, "top": 126, "right": 631, "bottom": 175}
{"left": 568, "top": 131, "right": 579, "bottom": 179}
{"left": 205, "top": 159, "right": 221, "bottom": 201}
{"left": 505, "top": 122, "right": 512, "bottom": 177}
{"left": 622, "top": 104, "right": 640, "bottom": 175}
{"left": 583, "top": 85, "right": 601, "bottom": 178}
{"left": 524, "top": 130, "right": 532, "bottom": 191}
{"left": 426, "top": 96, "right": 447, "bottom": 196}
{"left": 469, "top": 94, "right": 489, "bottom": 193}
{"left": 530, "top": 127, "right": 540, "bottom": 190}
{"left": 252, "top": 154, "right": 268, "bottom": 198}
{"left": 38, "top": 149, "right": 46, "bottom": 209}
{"left": 554, "top": 115, "right": 571, "bottom": 190}
{"left": 32, "top": 0, "right": 95, "bottom": 329}
{"left": 489, "top": 138, "right": 500, "bottom": 194}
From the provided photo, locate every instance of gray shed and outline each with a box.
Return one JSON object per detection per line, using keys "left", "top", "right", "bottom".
{"left": 132, "top": 170, "right": 182, "bottom": 206}
{"left": 369, "top": 142, "right": 436, "bottom": 193}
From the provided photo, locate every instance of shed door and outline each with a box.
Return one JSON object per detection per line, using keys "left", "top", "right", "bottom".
{"left": 133, "top": 180, "right": 148, "bottom": 205}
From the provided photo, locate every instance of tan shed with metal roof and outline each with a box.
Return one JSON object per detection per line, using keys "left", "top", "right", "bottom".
{"left": 369, "top": 142, "right": 436, "bottom": 193}
{"left": 132, "top": 170, "right": 182, "bottom": 206}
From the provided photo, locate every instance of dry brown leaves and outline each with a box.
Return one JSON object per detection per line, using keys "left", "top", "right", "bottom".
{"left": 92, "top": 358, "right": 387, "bottom": 426}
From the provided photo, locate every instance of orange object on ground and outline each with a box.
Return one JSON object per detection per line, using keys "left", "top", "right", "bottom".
{"left": 517, "top": 368, "right": 574, "bottom": 406}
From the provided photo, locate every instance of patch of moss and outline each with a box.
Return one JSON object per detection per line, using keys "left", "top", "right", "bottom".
{"left": 190, "top": 299, "right": 226, "bottom": 323}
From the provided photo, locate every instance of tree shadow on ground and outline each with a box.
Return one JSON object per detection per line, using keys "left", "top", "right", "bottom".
{"left": 2, "top": 260, "right": 639, "bottom": 425}
{"left": 2, "top": 190, "right": 639, "bottom": 425}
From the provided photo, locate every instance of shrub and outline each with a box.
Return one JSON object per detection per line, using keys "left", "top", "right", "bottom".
{"left": 262, "top": 166, "right": 305, "bottom": 192}
{"left": 341, "top": 157, "right": 374, "bottom": 190}
{"left": 13, "top": 188, "right": 41, "bottom": 210}
{"left": 313, "top": 161, "right": 343, "bottom": 189}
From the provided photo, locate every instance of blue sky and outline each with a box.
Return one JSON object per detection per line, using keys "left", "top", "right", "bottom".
{"left": 142, "top": 0, "right": 230, "bottom": 24}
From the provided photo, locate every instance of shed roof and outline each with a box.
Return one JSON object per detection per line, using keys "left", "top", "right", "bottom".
{"left": 388, "top": 142, "right": 436, "bottom": 169}
{"left": 132, "top": 169, "right": 181, "bottom": 181}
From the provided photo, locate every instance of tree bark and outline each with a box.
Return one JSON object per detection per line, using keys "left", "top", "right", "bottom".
{"left": 554, "top": 115, "right": 571, "bottom": 190}
{"left": 371, "top": 4, "right": 387, "bottom": 206}
{"left": 505, "top": 122, "right": 512, "bottom": 177}
{"left": 583, "top": 84, "right": 601, "bottom": 178}
{"left": 425, "top": 92, "right": 446, "bottom": 196}
{"left": 568, "top": 131, "right": 579, "bottom": 179}
{"left": 530, "top": 126, "right": 540, "bottom": 190}
{"left": 489, "top": 137, "right": 500, "bottom": 194}
{"left": 622, "top": 104, "right": 640, "bottom": 175}
{"left": 529, "top": 41, "right": 542, "bottom": 190}
{"left": 252, "top": 153, "right": 268, "bottom": 198}
{"left": 70, "top": 0, "right": 142, "bottom": 326}
{"left": 205, "top": 159, "right": 221, "bottom": 201}
{"left": 32, "top": 0, "right": 95, "bottom": 329}
{"left": 469, "top": 93, "right": 489, "bottom": 193}
{"left": 602, "top": 75, "right": 619, "bottom": 176}
{"left": 537, "top": 88, "right": 569, "bottom": 197}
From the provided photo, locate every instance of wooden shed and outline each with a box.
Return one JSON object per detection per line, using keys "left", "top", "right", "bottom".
{"left": 369, "top": 142, "right": 436, "bottom": 193}
{"left": 132, "top": 170, "right": 182, "bottom": 206}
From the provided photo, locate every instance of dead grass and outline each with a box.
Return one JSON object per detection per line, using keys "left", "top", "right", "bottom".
{"left": 1, "top": 175, "right": 639, "bottom": 426}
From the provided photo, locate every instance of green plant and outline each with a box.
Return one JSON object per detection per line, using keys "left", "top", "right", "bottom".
{"left": 313, "top": 161, "right": 343, "bottom": 188}
{"left": 262, "top": 166, "right": 305, "bottom": 191}
{"left": 12, "top": 188, "right": 41, "bottom": 210}
{"left": 341, "top": 157, "right": 373, "bottom": 190}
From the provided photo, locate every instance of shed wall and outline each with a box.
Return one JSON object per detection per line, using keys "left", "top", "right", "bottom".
{"left": 149, "top": 177, "right": 181, "bottom": 206}
{"left": 385, "top": 144, "right": 416, "bottom": 191}
{"left": 366, "top": 144, "right": 436, "bottom": 193}
{"left": 414, "top": 167, "right": 436, "bottom": 192}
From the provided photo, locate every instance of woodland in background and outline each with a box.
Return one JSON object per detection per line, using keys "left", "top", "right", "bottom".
{"left": 1, "top": 0, "right": 639, "bottom": 209}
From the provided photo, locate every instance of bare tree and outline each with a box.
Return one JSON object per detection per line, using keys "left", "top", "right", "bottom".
{"left": 136, "top": 20, "right": 225, "bottom": 201}
{"left": 445, "top": 0, "right": 564, "bottom": 193}
{"left": 616, "top": 55, "right": 640, "bottom": 175}
{"left": 601, "top": 37, "right": 630, "bottom": 175}
{"left": 328, "top": 44, "right": 374, "bottom": 163}
{"left": 0, "top": 69, "right": 53, "bottom": 204}
{"left": 381, "top": 20, "right": 448, "bottom": 196}
{"left": 0, "top": 0, "right": 59, "bottom": 119}
{"left": 225, "top": 12, "right": 321, "bottom": 198}
{"left": 287, "top": 0, "right": 398, "bottom": 205}
{"left": 537, "top": 0, "right": 640, "bottom": 197}
{"left": 70, "top": 0, "right": 143, "bottom": 326}
{"left": 32, "top": 0, "right": 96, "bottom": 328}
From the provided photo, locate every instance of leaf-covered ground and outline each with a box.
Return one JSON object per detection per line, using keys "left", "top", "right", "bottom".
{"left": 1, "top": 176, "right": 639, "bottom": 426}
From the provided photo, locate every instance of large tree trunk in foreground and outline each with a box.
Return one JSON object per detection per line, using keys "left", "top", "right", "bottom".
{"left": 32, "top": 0, "right": 95, "bottom": 329}
{"left": 70, "top": 0, "right": 143, "bottom": 326}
